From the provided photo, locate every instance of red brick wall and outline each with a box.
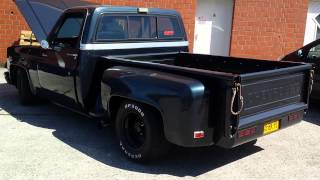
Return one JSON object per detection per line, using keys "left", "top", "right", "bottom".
{"left": 0, "top": 0, "right": 196, "bottom": 63}
{"left": 0, "top": 0, "right": 30, "bottom": 64}
{"left": 230, "top": 0, "right": 309, "bottom": 60}
{"left": 0, "top": 0, "right": 310, "bottom": 63}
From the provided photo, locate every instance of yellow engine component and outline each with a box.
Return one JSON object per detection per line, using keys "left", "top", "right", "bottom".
{"left": 19, "top": 30, "right": 40, "bottom": 46}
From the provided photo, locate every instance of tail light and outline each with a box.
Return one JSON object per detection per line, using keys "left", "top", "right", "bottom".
{"left": 288, "top": 112, "right": 302, "bottom": 122}
{"left": 194, "top": 131, "right": 205, "bottom": 139}
{"left": 238, "top": 127, "right": 256, "bottom": 138}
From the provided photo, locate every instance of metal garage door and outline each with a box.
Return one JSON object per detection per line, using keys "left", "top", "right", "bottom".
{"left": 193, "top": 0, "right": 234, "bottom": 56}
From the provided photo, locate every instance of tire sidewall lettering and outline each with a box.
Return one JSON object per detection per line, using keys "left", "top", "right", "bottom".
{"left": 124, "top": 103, "right": 145, "bottom": 117}
{"left": 120, "top": 141, "right": 142, "bottom": 159}
{"left": 120, "top": 105, "right": 145, "bottom": 159}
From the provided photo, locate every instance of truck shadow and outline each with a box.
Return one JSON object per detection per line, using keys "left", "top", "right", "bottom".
{"left": 0, "top": 83, "right": 263, "bottom": 177}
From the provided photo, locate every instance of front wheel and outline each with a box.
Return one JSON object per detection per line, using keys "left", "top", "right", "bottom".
{"left": 16, "top": 69, "right": 36, "bottom": 105}
{"left": 115, "top": 101, "right": 171, "bottom": 162}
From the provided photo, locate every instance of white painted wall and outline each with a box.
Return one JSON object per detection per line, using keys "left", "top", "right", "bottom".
{"left": 193, "top": 0, "right": 234, "bottom": 56}
{"left": 304, "top": 0, "right": 320, "bottom": 45}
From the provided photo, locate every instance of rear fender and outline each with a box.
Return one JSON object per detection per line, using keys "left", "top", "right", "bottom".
{"left": 100, "top": 66, "right": 214, "bottom": 147}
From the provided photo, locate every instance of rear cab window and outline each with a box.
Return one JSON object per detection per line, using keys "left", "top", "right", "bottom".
{"left": 96, "top": 16, "right": 128, "bottom": 40}
{"left": 128, "top": 16, "right": 157, "bottom": 39}
{"left": 157, "top": 16, "right": 184, "bottom": 39}
{"left": 95, "top": 14, "right": 184, "bottom": 42}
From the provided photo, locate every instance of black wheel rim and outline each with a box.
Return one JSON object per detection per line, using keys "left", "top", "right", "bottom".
{"left": 123, "top": 113, "right": 146, "bottom": 149}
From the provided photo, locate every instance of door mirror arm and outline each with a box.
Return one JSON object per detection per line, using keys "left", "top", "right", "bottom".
{"left": 53, "top": 45, "right": 62, "bottom": 52}
{"left": 42, "top": 39, "right": 64, "bottom": 52}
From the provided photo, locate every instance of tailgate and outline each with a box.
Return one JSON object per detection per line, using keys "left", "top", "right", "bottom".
{"left": 215, "top": 64, "right": 313, "bottom": 148}
{"left": 239, "top": 64, "right": 312, "bottom": 119}
{"left": 241, "top": 73, "right": 305, "bottom": 117}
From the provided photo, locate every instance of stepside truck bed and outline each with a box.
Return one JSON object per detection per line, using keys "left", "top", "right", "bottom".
{"left": 106, "top": 52, "right": 312, "bottom": 148}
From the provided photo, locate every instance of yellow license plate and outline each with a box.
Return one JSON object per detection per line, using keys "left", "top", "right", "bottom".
{"left": 263, "top": 120, "right": 280, "bottom": 135}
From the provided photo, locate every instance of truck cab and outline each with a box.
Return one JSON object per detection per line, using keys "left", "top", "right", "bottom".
{"left": 8, "top": 4, "right": 189, "bottom": 110}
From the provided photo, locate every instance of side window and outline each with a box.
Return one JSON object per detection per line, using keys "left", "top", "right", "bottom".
{"left": 128, "top": 16, "right": 157, "bottom": 39}
{"left": 157, "top": 16, "right": 183, "bottom": 39}
{"left": 54, "top": 13, "right": 85, "bottom": 48}
{"left": 308, "top": 44, "right": 320, "bottom": 61}
{"left": 96, "top": 16, "right": 128, "bottom": 40}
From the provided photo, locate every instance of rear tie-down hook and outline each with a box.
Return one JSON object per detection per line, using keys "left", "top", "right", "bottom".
{"left": 231, "top": 83, "right": 244, "bottom": 116}
{"left": 310, "top": 70, "right": 315, "bottom": 94}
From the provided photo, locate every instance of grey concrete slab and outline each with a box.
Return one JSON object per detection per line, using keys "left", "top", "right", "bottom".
{"left": 0, "top": 68, "right": 319, "bottom": 180}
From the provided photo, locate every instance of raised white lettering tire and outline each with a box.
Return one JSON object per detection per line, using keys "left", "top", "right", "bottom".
{"left": 115, "top": 101, "right": 171, "bottom": 162}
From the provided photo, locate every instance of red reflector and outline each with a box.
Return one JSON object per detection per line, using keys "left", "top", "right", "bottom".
{"left": 164, "top": 30, "right": 174, "bottom": 36}
{"left": 288, "top": 112, "right": 301, "bottom": 122}
{"left": 194, "top": 131, "right": 205, "bottom": 139}
{"left": 238, "top": 127, "right": 256, "bottom": 138}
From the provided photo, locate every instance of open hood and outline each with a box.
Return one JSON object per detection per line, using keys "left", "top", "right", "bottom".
{"left": 14, "top": 0, "right": 98, "bottom": 42}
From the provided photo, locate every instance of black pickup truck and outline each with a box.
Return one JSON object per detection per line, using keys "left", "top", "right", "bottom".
{"left": 5, "top": 0, "right": 313, "bottom": 161}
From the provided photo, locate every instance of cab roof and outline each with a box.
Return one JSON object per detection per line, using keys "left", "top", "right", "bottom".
{"left": 69, "top": 5, "right": 181, "bottom": 16}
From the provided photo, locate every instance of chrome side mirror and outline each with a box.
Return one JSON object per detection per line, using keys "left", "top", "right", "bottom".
{"left": 40, "top": 40, "right": 50, "bottom": 49}
{"left": 297, "top": 49, "right": 304, "bottom": 58}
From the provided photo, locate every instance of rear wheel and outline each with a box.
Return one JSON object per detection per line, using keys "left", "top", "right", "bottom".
{"left": 17, "top": 69, "right": 36, "bottom": 105}
{"left": 115, "top": 101, "right": 171, "bottom": 162}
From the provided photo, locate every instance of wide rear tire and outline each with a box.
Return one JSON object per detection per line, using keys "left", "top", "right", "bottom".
{"left": 115, "top": 101, "right": 171, "bottom": 162}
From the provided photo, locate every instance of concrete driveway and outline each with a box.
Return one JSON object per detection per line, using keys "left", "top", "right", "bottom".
{"left": 0, "top": 68, "right": 320, "bottom": 180}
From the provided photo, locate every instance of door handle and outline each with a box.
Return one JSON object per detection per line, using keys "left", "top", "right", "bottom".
{"left": 41, "top": 53, "right": 48, "bottom": 57}
{"left": 67, "top": 53, "right": 78, "bottom": 59}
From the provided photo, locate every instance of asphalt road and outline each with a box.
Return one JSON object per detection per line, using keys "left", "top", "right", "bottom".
{"left": 0, "top": 68, "right": 320, "bottom": 180}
